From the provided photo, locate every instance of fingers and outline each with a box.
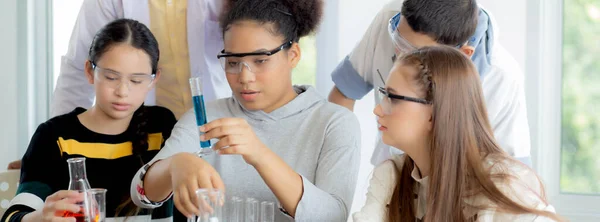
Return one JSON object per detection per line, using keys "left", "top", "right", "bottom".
{"left": 200, "top": 118, "right": 245, "bottom": 133}
{"left": 212, "top": 136, "right": 246, "bottom": 151}
{"left": 216, "top": 145, "right": 241, "bottom": 155}
{"left": 186, "top": 179, "right": 201, "bottom": 216}
{"left": 198, "top": 194, "right": 215, "bottom": 215}
{"left": 47, "top": 200, "right": 80, "bottom": 216}
{"left": 173, "top": 189, "right": 184, "bottom": 216}
{"left": 199, "top": 172, "right": 225, "bottom": 212}
{"left": 174, "top": 185, "right": 198, "bottom": 218}
{"left": 67, "top": 192, "right": 86, "bottom": 204}
{"left": 7, "top": 160, "right": 21, "bottom": 170}
{"left": 201, "top": 125, "right": 244, "bottom": 141}
{"left": 46, "top": 190, "right": 81, "bottom": 202}
{"left": 172, "top": 156, "right": 227, "bottom": 218}
{"left": 211, "top": 173, "right": 226, "bottom": 193}
{"left": 48, "top": 216, "right": 76, "bottom": 222}
{"left": 197, "top": 173, "right": 215, "bottom": 191}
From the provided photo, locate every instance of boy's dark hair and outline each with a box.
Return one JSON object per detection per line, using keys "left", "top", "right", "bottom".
{"left": 87, "top": 18, "right": 159, "bottom": 217}
{"left": 401, "top": 0, "right": 479, "bottom": 46}
{"left": 220, "top": 0, "right": 323, "bottom": 42}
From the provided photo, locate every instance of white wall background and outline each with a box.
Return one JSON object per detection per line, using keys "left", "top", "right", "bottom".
{"left": 53, "top": 0, "right": 84, "bottom": 87}
{"left": 0, "top": 0, "right": 20, "bottom": 170}
{"left": 337, "top": 1, "right": 392, "bottom": 219}
{"left": 0, "top": 0, "right": 51, "bottom": 171}
{"left": 479, "top": 0, "right": 526, "bottom": 71}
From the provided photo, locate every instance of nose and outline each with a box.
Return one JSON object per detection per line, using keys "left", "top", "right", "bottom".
{"left": 115, "top": 80, "right": 130, "bottom": 97}
{"left": 238, "top": 62, "right": 256, "bottom": 84}
{"left": 374, "top": 104, "right": 384, "bottom": 117}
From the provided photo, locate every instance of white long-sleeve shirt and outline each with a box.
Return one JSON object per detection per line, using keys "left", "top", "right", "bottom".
{"left": 330, "top": 1, "right": 532, "bottom": 166}
{"left": 353, "top": 155, "right": 557, "bottom": 222}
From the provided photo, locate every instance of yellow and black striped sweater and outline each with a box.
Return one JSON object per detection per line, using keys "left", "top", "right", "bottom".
{"left": 1, "top": 107, "right": 177, "bottom": 222}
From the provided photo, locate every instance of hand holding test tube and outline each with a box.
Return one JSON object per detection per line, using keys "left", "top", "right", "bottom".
{"left": 190, "top": 77, "right": 213, "bottom": 156}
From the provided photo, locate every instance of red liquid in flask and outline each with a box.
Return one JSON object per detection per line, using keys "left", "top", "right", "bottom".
{"left": 64, "top": 158, "right": 99, "bottom": 221}
{"left": 62, "top": 209, "right": 99, "bottom": 222}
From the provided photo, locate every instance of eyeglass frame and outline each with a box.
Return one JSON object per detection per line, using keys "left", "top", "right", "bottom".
{"left": 216, "top": 40, "right": 293, "bottom": 59}
{"left": 91, "top": 62, "right": 156, "bottom": 89}
{"left": 377, "top": 69, "right": 432, "bottom": 106}
{"left": 216, "top": 40, "right": 293, "bottom": 74}
{"left": 388, "top": 12, "right": 466, "bottom": 54}
{"left": 378, "top": 87, "right": 431, "bottom": 105}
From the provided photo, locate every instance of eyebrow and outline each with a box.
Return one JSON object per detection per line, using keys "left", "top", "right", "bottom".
{"left": 386, "top": 87, "right": 398, "bottom": 93}
{"left": 102, "top": 68, "right": 121, "bottom": 74}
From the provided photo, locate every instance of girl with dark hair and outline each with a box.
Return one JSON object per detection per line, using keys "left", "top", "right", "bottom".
{"left": 130, "top": 0, "right": 361, "bottom": 221}
{"left": 1, "top": 18, "right": 177, "bottom": 222}
{"left": 354, "top": 46, "right": 561, "bottom": 222}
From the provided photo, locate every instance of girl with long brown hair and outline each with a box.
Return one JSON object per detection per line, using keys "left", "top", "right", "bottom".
{"left": 353, "top": 45, "right": 562, "bottom": 222}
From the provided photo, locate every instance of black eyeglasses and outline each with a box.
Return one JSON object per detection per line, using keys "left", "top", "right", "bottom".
{"left": 216, "top": 41, "right": 293, "bottom": 59}
{"left": 216, "top": 41, "right": 293, "bottom": 74}
{"left": 378, "top": 87, "right": 431, "bottom": 105}
{"left": 376, "top": 69, "right": 431, "bottom": 105}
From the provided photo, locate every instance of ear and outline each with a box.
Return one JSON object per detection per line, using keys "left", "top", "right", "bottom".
{"left": 426, "top": 106, "right": 434, "bottom": 132}
{"left": 287, "top": 42, "right": 301, "bottom": 68}
{"left": 151, "top": 68, "right": 162, "bottom": 88}
{"left": 459, "top": 45, "right": 476, "bottom": 58}
{"left": 84, "top": 60, "right": 95, "bottom": 84}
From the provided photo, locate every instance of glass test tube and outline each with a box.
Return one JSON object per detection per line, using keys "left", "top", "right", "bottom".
{"left": 245, "top": 198, "right": 259, "bottom": 222}
{"left": 260, "top": 201, "right": 274, "bottom": 222}
{"left": 228, "top": 196, "right": 244, "bottom": 222}
{"left": 190, "top": 77, "right": 213, "bottom": 156}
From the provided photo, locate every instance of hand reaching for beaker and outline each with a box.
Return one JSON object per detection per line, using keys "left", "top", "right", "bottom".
{"left": 169, "top": 153, "right": 225, "bottom": 218}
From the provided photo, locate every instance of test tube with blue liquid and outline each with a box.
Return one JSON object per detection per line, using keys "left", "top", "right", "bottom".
{"left": 190, "top": 77, "right": 213, "bottom": 156}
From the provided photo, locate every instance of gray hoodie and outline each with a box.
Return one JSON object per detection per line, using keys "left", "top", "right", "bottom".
{"left": 131, "top": 85, "right": 361, "bottom": 222}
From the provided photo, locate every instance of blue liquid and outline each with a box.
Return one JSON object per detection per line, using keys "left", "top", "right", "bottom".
{"left": 193, "top": 95, "right": 211, "bottom": 148}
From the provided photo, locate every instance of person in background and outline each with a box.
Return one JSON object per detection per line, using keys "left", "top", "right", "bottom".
{"left": 1, "top": 19, "right": 177, "bottom": 222}
{"left": 6, "top": 161, "right": 20, "bottom": 170}
{"left": 54, "top": 0, "right": 230, "bottom": 119}
{"left": 328, "top": 0, "right": 532, "bottom": 167}
{"left": 130, "top": 0, "right": 361, "bottom": 221}
{"left": 6, "top": 2, "right": 230, "bottom": 207}
{"left": 354, "top": 46, "right": 561, "bottom": 222}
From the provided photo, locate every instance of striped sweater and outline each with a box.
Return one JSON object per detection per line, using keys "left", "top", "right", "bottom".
{"left": 1, "top": 107, "right": 176, "bottom": 222}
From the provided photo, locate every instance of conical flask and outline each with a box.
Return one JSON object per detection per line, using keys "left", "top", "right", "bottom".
{"left": 67, "top": 157, "right": 91, "bottom": 191}
{"left": 63, "top": 157, "right": 95, "bottom": 221}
